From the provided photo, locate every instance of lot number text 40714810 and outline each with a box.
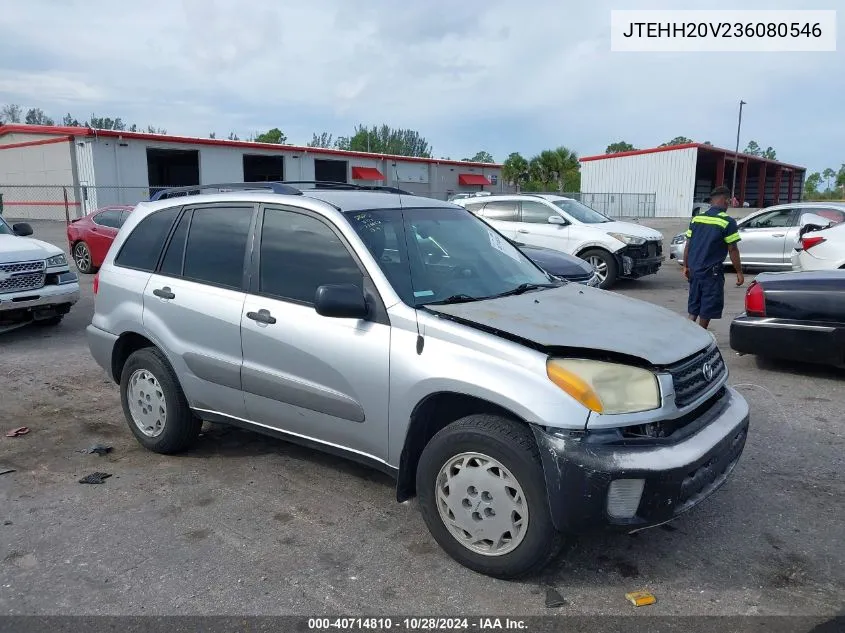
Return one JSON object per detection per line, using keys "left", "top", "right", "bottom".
{"left": 308, "top": 618, "right": 528, "bottom": 630}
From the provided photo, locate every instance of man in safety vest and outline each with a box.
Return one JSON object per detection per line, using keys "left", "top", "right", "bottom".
{"left": 682, "top": 186, "right": 744, "bottom": 330}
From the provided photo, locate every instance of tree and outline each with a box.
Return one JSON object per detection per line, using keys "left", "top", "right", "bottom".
{"left": 522, "top": 146, "right": 580, "bottom": 192}
{"left": 659, "top": 136, "right": 693, "bottom": 147}
{"left": 209, "top": 132, "right": 217, "bottom": 139}
{"left": 86, "top": 115, "right": 126, "bottom": 131}
{"left": 227, "top": 132, "right": 240, "bottom": 141}
{"left": 308, "top": 132, "right": 334, "bottom": 148}
{"left": 146, "top": 125, "right": 167, "bottom": 134}
{"left": 463, "top": 151, "right": 494, "bottom": 163}
{"left": 334, "top": 124, "right": 431, "bottom": 157}
{"left": 836, "top": 164, "right": 845, "bottom": 189}
{"left": 605, "top": 141, "right": 636, "bottom": 154}
{"left": 743, "top": 140, "right": 762, "bottom": 156}
{"left": 1, "top": 103, "right": 22, "bottom": 124}
{"left": 703, "top": 140, "right": 713, "bottom": 146}
{"left": 762, "top": 147, "right": 777, "bottom": 160}
{"left": 62, "top": 113, "right": 81, "bottom": 127}
{"left": 804, "top": 172, "right": 821, "bottom": 198}
{"left": 129, "top": 124, "right": 138, "bottom": 132}
{"left": 823, "top": 168, "right": 836, "bottom": 192}
{"left": 502, "top": 152, "right": 529, "bottom": 189}
{"left": 253, "top": 128, "right": 287, "bottom": 144}
{"left": 24, "top": 108, "right": 54, "bottom": 125}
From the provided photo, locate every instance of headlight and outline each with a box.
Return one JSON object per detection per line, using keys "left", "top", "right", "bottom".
{"left": 671, "top": 234, "right": 686, "bottom": 244}
{"left": 608, "top": 232, "right": 646, "bottom": 246}
{"left": 546, "top": 358, "right": 660, "bottom": 414}
{"left": 45, "top": 254, "right": 67, "bottom": 267}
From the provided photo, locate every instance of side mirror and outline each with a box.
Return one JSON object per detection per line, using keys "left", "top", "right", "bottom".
{"left": 547, "top": 215, "right": 567, "bottom": 226}
{"left": 314, "top": 284, "right": 369, "bottom": 319}
{"left": 12, "top": 222, "right": 33, "bottom": 237}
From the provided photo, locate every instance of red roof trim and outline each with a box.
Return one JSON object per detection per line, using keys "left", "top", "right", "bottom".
{"left": 458, "top": 173, "right": 492, "bottom": 186}
{"left": 351, "top": 166, "right": 385, "bottom": 181}
{"left": 0, "top": 135, "right": 72, "bottom": 151}
{"left": 0, "top": 124, "right": 502, "bottom": 169}
{"left": 580, "top": 142, "right": 804, "bottom": 171}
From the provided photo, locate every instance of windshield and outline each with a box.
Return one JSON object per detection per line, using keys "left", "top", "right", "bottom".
{"left": 552, "top": 199, "right": 611, "bottom": 224}
{"left": 344, "top": 207, "right": 556, "bottom": 307}
{"left": 0, "top": 216, "right": 12, "bottom": 235}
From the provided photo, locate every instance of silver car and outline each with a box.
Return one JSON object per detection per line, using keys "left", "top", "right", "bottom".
{"left": 670, "top": 202, "right": 845, "bottom": 267}
{"left": 88, "top": 183, "right": 749, "bottom": 578}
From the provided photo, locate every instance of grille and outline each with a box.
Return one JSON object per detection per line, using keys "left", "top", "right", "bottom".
{"left": 668, "top": 346, "right": 726, "bottom": 408}
{"left": 0, "top": 260, "right": 46, "bottom": 294}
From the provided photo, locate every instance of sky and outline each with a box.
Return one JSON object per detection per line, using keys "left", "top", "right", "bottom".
{"left": 0, "top": 0, "right": 842, "bottom": 174}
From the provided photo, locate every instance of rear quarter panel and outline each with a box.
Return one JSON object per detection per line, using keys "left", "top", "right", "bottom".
{"left": 759, "top": 272, "right": 845, "bottom": 323}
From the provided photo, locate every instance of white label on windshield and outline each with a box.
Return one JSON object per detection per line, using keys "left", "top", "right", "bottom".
{"left": 413, "top": 290, "right": 435, "bottom": 298}
{"left": 487, "top": 228, "right": 520, "bottom": 261}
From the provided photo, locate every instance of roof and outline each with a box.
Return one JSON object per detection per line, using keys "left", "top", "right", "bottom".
{"left": 0, "top": 124, "right": 501, "bottom": 170}
{"left": 580, "top": 143, "right": 804, "bottom": 171}
{"left": 301, "top": 189, "right": 459, "bottom": 211}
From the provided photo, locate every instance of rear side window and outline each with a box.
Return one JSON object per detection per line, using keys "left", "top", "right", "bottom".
{"left": 480, "top": 201, "right": 518, "bottom": 222}
{"left": 115, "top": 207, "right": 180, "bottom": 271}
{"left": 182, "top": 206, "right": 253, "bottom": 289}
{"left": 93, "top": 209, "right": 123, "bottom": 228}
{"left": 259, "top": 207, "right": 362, "bottom": 304}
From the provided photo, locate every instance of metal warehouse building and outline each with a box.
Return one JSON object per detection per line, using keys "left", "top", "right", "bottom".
{"left": 580, "top": 143, "right": 806, "bottom": 218}
{"left": 0, "top": 124, "right": 505, "bottom": 219}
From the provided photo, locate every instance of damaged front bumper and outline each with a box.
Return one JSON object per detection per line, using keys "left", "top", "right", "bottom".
{"left": 616, "top": 241, "right": 664, "bottom": 278}
{"left": 531, "top": 386, "right": 749, "bottom": 534}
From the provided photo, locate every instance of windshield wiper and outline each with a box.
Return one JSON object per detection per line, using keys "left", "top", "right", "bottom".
{"left": 488, "top": 283, "right": 559, "bottom": 299}
{"left": 422, "top": 294, "right": 480, "bottom": 306}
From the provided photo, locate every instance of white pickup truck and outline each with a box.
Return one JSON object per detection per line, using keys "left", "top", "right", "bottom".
{"left": 0, "top": 217, "right": 80, "bottom": 333}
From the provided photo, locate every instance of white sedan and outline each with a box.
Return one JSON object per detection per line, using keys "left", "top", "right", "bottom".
{"left": 792, "top": 220, "right": 845, "bottom": 271}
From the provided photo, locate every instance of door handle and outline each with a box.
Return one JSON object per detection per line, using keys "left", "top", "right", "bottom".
{"left": 153, "top": 287, "right": 175, "bottom": 300}
{"left": 517, "top": 229, "right": 530, "bottom": 234}
{"left": 772, "top": 234, "right": 785, "bottom": 238}
{"left": 246, "top": 309, "right": 276, "bottom": 325}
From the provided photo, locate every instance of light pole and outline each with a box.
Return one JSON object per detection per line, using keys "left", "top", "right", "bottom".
{"left": 731, "top": 100, "right": 746, "bottom": 204}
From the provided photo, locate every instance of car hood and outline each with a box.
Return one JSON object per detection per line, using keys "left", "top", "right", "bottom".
{"left": 586, "top": 221, "right": 663, "bottom": 241}
{"left": 426, "top": 285, "right": 712, "bottom": 366}
{"left": 517, "top": 244, "right": 594, "bottom": 277}
{"left": 0, "top": 235, "right": 62, "bottom": 263}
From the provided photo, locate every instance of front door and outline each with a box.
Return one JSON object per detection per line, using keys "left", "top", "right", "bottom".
{"left": 142, "top": 203, "right": 255, "bottom": 419}
{"left": 240, "top": 205, "right": 390, "bottom": 460}
{"left": 736, "top": 208, "right": 796, "bottom": 266}
{"left": 513, "top": 200, "right": 572, "bottom": 252}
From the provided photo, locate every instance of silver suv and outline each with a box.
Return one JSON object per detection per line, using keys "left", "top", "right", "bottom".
{"left": 88, "top": 182, "right": 750, "bottom": 578}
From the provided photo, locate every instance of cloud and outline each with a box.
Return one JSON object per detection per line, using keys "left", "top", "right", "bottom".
{"left": 0, "top": 0, "right": 841, "bottom": 171}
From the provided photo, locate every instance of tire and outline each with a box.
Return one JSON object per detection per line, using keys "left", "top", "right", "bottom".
{"left": 73, "top": 241, "right": 97, "bottom": 274}
{"left": 416, "top": 414, "right": 562, "bottom": 579}
{"left": 580, "top": 248, "right": 618, "bottom": 289}
{"left": 34, "top": 316, "right": 63, "bottom": 326}
{"left": 119, "top": 347, "right": 201, "bottom": 454}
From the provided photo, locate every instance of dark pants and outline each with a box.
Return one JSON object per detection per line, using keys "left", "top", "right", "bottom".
{"left": 688, "top": 267, "right": 725, "bottom": 319}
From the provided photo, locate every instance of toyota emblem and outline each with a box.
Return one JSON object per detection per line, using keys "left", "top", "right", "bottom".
{"left": 702, "top": 362, "right": 714, "bottom": 381}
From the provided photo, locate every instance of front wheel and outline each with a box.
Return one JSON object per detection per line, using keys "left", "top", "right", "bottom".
{"left": 416, "top": 415, "right": 561, "bottom": 579}
{"left": 580, "top": 248, "right": 618, "bottom": 289}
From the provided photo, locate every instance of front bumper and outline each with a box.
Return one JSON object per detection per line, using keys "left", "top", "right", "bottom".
{"left": 531, "top": 386, "right": 749, "bottom": 534}
{"left": 617, "top": 242, "right": 665, "bottom": 278}
{"left": 0, "top": 273, "right": 80, "bottom": 324}
{"left": 731, "top": 315, "right": 845, "bottom": 367}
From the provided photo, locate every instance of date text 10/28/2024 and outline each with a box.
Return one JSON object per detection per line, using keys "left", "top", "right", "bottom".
{"left": 308, "top": 618, "right": 528, "bottom": 630}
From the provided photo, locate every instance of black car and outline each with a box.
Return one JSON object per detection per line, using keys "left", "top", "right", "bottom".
{"left": 514, "top": 241, "right": 601, "bottom": 287}
{"left": 730, "top": 270, "right": 845, "bottom": 367}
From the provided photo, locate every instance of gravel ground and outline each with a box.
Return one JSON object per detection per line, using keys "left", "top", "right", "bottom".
{"left": 1, "top": 219, "right": 843, "bottom": 616}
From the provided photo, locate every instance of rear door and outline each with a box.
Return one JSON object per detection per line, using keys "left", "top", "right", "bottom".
{"left": 477, "top": 200, "right": 519, "bottom": 240}
{"left": 142, "top": 203, "right": 256, "bottom": 419}
{"left": 736, "top": 208, "right": 796, "bottom": 266}
{"left": 240, "top": 204, "right": 390, "bottom": 459}
{"left": 513, "top": 200, "right": 572, "bottom": 252}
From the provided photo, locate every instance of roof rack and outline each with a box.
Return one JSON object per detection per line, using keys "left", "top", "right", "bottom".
{"left": 280, "top": 181, "right": 415, "bottom": 195}
{"left": 149, "top": 182, "right": 302, "bottom": 201}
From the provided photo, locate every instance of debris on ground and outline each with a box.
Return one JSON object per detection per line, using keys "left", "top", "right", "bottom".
{"left": 544, "top": 587, "right": 567, "bottom": 608}
{"left": 79, "top": 472, "right": 112, "bottom": 485}
{"left": 3, "top": 521, "right": 12, "bottom": 526}
{"left": 5, "top": 427, "right": 30, "bottom": 438}
{"left": 625, "top": 590, "right": 656, "bottom": 607}
{"left": 0, "top": 468, "right": 15, "bottom": 477}
{"left": 79, "top": 444, "right": 113, "bottom": 456}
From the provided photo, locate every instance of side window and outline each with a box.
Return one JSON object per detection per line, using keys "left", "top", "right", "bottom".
{"left": 480, "top": 201, "right": 518, "bottom": 222}
{"left": 259, "top": 208, "right": 363, "bottom": 304}
{"left": 745, "top": 209, "right": 794, "bottom": 228}
{"left": 115, "top": 207, "right": 180, "bottom": 271}
{"left": 118, "top": 210, "right": 132, "bottom": 227}
{"left": 520, "top": 201, "right": 557, "bottom": 223}
{"left": 804, "top": 207, "right": 845, "bottom": 224}
{"left": 158, "top": 210, "right": 190, "bottom": 276}
{"left": 93, "top": 209, "right": 123, "bottom": 228}
{"left": 182, "top": 206, "right": 253, "bottom": 289}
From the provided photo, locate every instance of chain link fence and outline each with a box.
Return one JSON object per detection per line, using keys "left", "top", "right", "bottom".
{"left": 0, "top": 184, "right": 656, "bottom": 221}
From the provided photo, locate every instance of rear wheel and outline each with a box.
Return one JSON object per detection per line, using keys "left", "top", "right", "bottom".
{"left": 416, "top": 414, "right": 561, "bottom": 579}
{"left": 119, "top": 347, "right": 201, "bottom": 454}
{"left": 73, "top": 241, "right": 96, "bottom": 274}
{"left": 580, "top": 248, "right": 618, "bottom": 289}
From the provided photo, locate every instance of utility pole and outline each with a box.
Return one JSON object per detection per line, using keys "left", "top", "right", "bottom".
{"left": 731, "top": 100, "right": 746, "bottom": 204}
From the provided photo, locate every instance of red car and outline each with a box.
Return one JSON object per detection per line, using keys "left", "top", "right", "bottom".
{"left": 66, "top": 205, "right": 135, "bottom": 274}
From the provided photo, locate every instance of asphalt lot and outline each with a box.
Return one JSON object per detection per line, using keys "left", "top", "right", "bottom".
{"left": 1, "top": 219, "right": 843, "bottom": 617}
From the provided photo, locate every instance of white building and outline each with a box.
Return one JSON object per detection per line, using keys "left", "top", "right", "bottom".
{"left": 0, "top": 124, "right": 506, "bottom": 219}
{"left": 580, "top": 143, "right": 806, "bottom": 217}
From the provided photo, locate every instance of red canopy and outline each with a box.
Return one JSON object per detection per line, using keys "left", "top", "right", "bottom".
{"left": 351, "top": 166, "right": 385, "bottom": 180}
{"left": 458, "top": 173, "right": 491, "bottom": 186}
